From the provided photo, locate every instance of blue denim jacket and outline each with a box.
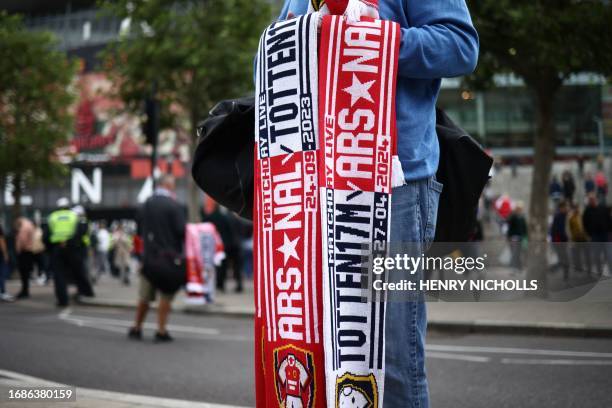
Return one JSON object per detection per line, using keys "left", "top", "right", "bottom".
{"left": 276, "top": 0, "right": 479, "bottom": 181}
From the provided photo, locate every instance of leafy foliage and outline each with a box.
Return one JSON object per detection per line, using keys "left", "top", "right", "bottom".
{"left": 0, "top": 12, "right": 77, "bottom": 188}
{"left": 100, "top": 0, "right": 273, "bottom": 132}
{"left": 467, "top": 0, "right": 612, "bottom": 92}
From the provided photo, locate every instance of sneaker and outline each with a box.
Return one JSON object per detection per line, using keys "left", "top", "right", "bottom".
{"left": 154, "top": 331, "right": 174, "bottom": 343}
{"left": 128, "top": 327, "right": 143, "bottom": 340}
{"left": 16, "top": 292, "right": 30, "bottom": 299}
{"left": 0, "top": 293, "right": 15, "bottom": 302}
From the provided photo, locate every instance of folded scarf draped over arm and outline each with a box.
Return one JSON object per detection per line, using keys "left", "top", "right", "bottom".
{"left": 395, "top": 0, "right": 479, "bottom": 79}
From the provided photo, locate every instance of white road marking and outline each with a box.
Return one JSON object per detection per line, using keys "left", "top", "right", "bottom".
{"left": 0, "top": 369, "right": 249, "bottom": 408}
{"left": 427, "top": 352, "right": 491, "bottom": 363}
{"left": 56, "top": 309, "right": 251, "bottom": 342}
{"left": 501, "top": 358, "right": 612, "bottom": 366}
{"left": 58, "top": 310, "right": 219, "bottom": 335}
{"left": 75, "top": 319, "right": 251, "bottom": 342}
{"left": 427, "top": 344, "right": 612, "bottom": 359}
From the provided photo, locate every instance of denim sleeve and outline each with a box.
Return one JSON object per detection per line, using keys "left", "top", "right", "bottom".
{"left": 278, "top": 0, "right": 291, "bottom": 20}
{"left": 398, "top": 0, "right": 479, "bottom": 79}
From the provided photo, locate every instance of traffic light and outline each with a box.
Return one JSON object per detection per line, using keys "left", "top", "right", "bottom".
{"left": 142, "top": 96, "right": 159, "bottom": 146}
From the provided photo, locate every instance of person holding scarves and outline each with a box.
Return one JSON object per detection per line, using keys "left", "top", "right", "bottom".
{"left": 273, "top": 1, "right": 479, "bottom": 407}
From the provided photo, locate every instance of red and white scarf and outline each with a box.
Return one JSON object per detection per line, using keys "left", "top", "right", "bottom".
{"left": 254, "top": 10, "right": 399, "bottom": 408}
{"left": 254, "top": 14, "right": 325, "bottom": 408}
{"left": 185, "top": 223, "right": 224, "bottom": 305}
{"left": 319, "top": 15, "right": 399, "bottom": 408}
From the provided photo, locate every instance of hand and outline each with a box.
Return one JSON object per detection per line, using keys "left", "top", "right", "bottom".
{"left": 344, "top": 0, "right": 379, "bottom": 23}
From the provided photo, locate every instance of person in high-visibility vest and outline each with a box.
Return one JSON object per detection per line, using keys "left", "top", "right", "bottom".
{"left": 46, "top": 198, "right": 95, "bottom": 307}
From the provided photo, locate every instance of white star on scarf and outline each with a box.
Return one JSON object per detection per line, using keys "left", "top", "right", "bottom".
{"left": 343, "top": 74, "right": 375, "bottom": 106}
{"left": 277, "top": 233, "right": 300, "bottom": 264}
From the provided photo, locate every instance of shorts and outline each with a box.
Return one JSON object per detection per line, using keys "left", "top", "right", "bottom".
{"left": 139, "top": 274, "right": 176, "bottom": 303}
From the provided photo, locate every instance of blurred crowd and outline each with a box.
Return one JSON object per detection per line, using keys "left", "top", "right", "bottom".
{"left": 1, "top": 158, "right": 609, "bottom": 305}
{"left": 480, "top": 160, "right": 612, "bottom": 281}
{"left": 0, "top": 196, "right": 254, "bottom": 305}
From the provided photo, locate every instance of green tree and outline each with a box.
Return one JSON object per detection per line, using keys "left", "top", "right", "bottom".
{"left": 466, "top": 0, "right": 612, "bottom": 294}
{"left": 0, "top": 12, "right": 77, "bottom": 219}
{"left": 100, "top": 0, "right": 273, "bottom": 220}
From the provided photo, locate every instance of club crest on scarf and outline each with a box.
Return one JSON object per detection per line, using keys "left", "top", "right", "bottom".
{"left": 335, "top": 373, "right": 378, "bottom": 408}
{"left": 274, "top": 345, "right": 316, "bottom": 408}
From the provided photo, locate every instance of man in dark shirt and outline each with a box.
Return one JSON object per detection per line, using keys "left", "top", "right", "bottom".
{"left": 201, "top": 200, "right": 243, "bottom": 293}
{"left": 582, "top": 193, "right": 609, "bottom": 276}
{"left": 129, "top": 175, "right": 186, "bottom": 342}
{"left": 550, "top": 201, "right": 570, "bottom": 280}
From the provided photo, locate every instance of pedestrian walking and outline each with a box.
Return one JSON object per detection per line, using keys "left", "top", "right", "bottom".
{"left": 562, "top": 171, "right": 576, "bottom": 202}
{"left": 507, "top": 202, "right": 528, "bottom": 272}
{"left": 494, "top": 193, "right": 513, "bottom": 235}
{"left": 239, "top": 219, "right": 254, "bottom": 280}
{"left": 577, "top": 155, "right": 585, "bottom": 177}
{"left": 113, "top": 224, "right": 133, "bottom": 286}
{"left": 550, "top": 201, "right": 570, "bottom": 281}
{"left": 584, "top": 172, "right": 596, "bottom": 196}
{"left": 14, "top": 217, "right": 35, "bottom": 299}
{"left": 46, "top": 198, "right": 95, "bottom": 307}
{"left": 201, "top": 199, "right": 243, "bottom": 293}
{"left": 582, "top": 193, "right": 609, "bottom": 276}
{"left": 129, "top": 175, "right": 186, "bottom": 342}
{"left": 72, "top": 205, "right": 95, "bottom": 297}
{"left": 0, "top": 224, "right": 13, "bottom": 302}
{"left": 95, "top": 221, "right": 111, "bottom": 278}
{"left": 595, "top": 170, "right": 608, "bottom": 203}
{"left": 31, "top": 222, "right": 48, "bottom": 285}
{"left": 549, "top": 175, "right": 563, "bottom": 204}
{"left": 568, "top": 203, "right": 589, "bottom": 274}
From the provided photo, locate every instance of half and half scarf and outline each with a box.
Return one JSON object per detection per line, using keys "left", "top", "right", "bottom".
{"left": 185, "top": 223, "right": 224, "bottom": 305}
{"left": 319, "top": 15, "right": 399, "bottom": 408}
{"left": 254, "top": 12, "right": 399, "bottom": 408}
{"left": 254, "top": 15, "right": 324, "bottom": 408}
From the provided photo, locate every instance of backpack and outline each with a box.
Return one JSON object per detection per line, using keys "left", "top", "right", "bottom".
{"left": 192, "top": 98, "right": 254, "bottom": 220}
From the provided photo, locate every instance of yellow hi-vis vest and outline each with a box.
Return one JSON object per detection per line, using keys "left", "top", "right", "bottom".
{"left": 48, "top": 209, "right": 78, "bottom": 244}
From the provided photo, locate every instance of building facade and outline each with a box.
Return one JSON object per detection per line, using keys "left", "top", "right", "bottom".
{"left": 1, "top": 0, "right": 610, "bottom": 225}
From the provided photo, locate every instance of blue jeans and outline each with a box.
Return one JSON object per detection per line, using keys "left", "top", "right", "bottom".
{"left": 383, "top": 176, "right": 442, "bottom": 408}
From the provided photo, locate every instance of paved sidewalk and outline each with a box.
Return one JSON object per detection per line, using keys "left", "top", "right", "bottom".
{"left": 4, "top": 269, "right": 612, "bottom": 336}
{"left": 0, "top": 369, "right": 246, "bottom": 408}
{"left": 81, "top": 274, "right": 255, "bottom": 316}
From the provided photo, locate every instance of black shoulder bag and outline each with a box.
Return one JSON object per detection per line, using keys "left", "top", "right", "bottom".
{"left": 192, "top": 97, "right": 492, "bottom": 242}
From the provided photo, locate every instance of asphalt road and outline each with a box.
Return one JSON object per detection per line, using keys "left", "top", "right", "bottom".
{"left": 1, "top": 299, "right": 611, "bottom": 408}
